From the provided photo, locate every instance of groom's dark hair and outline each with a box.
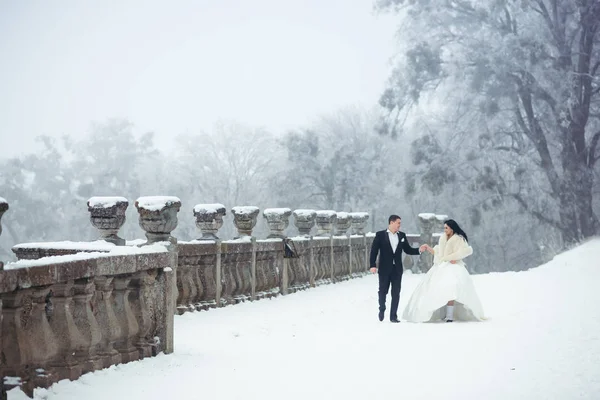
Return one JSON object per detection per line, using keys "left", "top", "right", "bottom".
{"left": 388, "top": 215, "right": 401, "bottom": 224}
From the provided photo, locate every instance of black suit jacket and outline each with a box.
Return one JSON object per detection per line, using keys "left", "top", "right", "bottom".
{"left": 369, "top": 230, "right": 420, "bottom": 273}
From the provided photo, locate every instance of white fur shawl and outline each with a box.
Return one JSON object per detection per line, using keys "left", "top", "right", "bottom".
{"left": 432, "top": 233, "right": 473, "bottom": 267}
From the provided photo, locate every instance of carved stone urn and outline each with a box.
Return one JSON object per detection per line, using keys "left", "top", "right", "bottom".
{"left": 292, "top": 209, "right": 316, "bottom": 237}
{"left": 231, "top": 206, "right": 260, "bottom": 238}
{"left": 263, "top": 208, "right": 292, "bottom": 239}
{"left": 193, "top": 204, "right": 226, "bottom": 240}
{"left": 135, "top": 196, "right": 182, "bottom": 244}
{"left": 87, "top": 197, "right": 129, "bottom": 245}
{"left": 334, "top": 212, "right": 351, "bottom": 236}
{"left": 349, "top": 212, "right": 369, "bottom": 235}
{"left": 315, "top": 210, "right": 337, "bottom": 237}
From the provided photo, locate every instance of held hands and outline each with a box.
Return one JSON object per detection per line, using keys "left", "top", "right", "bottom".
{"left": 369, "top": 267, "right": 377, "bottom": 274}
{"left": 419, "top": 244, "right": 435, "bottom": 254}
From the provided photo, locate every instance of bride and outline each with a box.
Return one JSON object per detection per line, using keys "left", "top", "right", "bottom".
{"left": 402, "top": 219, "right": 485, "bottom": 323}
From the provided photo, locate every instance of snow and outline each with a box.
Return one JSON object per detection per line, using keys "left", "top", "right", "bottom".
{"left": 12, "top": 240, "right": 150, "bottom": 251}
{"left": 263, "top": 208, "right": 291, "bottom": 217}
{"left": 293, "top": 209, "right": 316, "bottom": 218}
{"left": 87, "top": 196, "right": 128, "bottom": 208}
{"left": 193, "top": 203, "right": 226, "bottom": 214}
{"left": 436, "top": 214, "right": 449, "bottom": 221}
{"left": 316, "top": 210, "right": 337, "bottom": 217}
{"left": 135, "top": 196, "right": 181, "bottom": 211}
{"left": 4, "top": 244, "right": 168, "bottom": 270}
{"left": 417, "top": 212, "right": 436, "bottom": 219}
{"left": 231, "top": 206, "right": 259, "bottom": 215}
{"left": 12, "top": 240, "right": 118, "bottom": 251}
{"left": 0, "top": 196, "right": 7, "bottom": 204}
{"left": 7, "top": 239, "right": 600, "bottom": 399}
{"left": 349, "top": 212, "right": 369, "bottom": 218}
{"left": 336, "top": 211, "right": 349, "bottom": 219}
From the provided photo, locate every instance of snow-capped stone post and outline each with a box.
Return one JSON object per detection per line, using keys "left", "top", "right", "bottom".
{"left": 349, "top": 212, "right": 369, "bottom": 235}
{"left": 135, "top": 196, "right": 182, "bottom": 245}
{"left": 263, "top": 208, "right": 292, "bottom": 239}
{"left": 292, "top": 209, "right": 316, "bottom": 237}
{"left": 87, "top": 197, "right": 129, "bottom": 246}
{"left": 417, "top": 213, "right": 437, "bottom": 273}
{"left": 0, "top": 197, "right": 8, "bottom": 270}
{"left": 315, "top": 210, "right": 337, "bottom": 237}
{"left": 436, "top": 214, "right": 449, "bottom": 232}
{"left": 335, "top": 212, "right": 351, "bottom": 236}
{"left": 231, "top": 206, "right": 260, "bottom": 238}
{"left": 193, "top": 203, "right": 226, "bottom": 240}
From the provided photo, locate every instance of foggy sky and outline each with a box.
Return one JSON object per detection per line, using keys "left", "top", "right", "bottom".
{"left": 0, "top": 0, "right": 398, "bottom": 158}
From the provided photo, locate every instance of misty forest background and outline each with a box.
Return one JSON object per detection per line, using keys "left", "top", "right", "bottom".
{"left": 1, "top": 0, "right": 599, "bottom": 273}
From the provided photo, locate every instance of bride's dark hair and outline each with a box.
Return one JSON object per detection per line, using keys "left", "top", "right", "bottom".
{"left": 444, "top": 219, "right": 468, "bottom": 243}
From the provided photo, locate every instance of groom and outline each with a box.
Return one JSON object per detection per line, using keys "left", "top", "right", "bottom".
{"left": 369, "top": 215, "right": 424, "bottom": 323}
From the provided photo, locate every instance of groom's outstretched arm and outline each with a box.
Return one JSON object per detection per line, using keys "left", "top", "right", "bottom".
{"left": 401, "top": 233, "right": 421, "bottom": 256}
{"left": 369, "top": 232, "right": 381, "bottom": 269}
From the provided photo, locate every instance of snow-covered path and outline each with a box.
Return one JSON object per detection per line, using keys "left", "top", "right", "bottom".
{"left": 10, "top": 239, "right": 600, "bottom": 399}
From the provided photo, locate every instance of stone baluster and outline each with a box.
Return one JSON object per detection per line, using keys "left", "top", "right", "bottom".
{"left": 417, "top": 213, "right": 437, "bottom": 273}
{"left": 112, "top": 275, "right": 140, "bottom": 363}
{"left": 335, "top": 212, "right": 351, "bottom": 236}
{"left": 263, "top": 208, "right": 292, "bottom": 239}
{"left": 71, "top": 278, "right": 102, "bottom": 374}
{"left": 190, "top": 261, "right": 205, "bottom": 311}
{"left": 254, "top": 251, "right": 269, "bottom": 300}
{"left": 232, "top": 206, "right": 260, "bottom": 238}
{"left": 87, "top": 197, "right": 128, "bottom": 246}
{"left": 220, "top": 257, "right": 236, "bottom": 306}
{"left": 93, "top": 277, "right": 122, "bottom": 368}
{"left": 315, "top": 210, "right": 337, "bottom": 237}
{"left": 176, "top": 264, "right": 197, "bottom": 314}
{"left": 349, "top": 212, "right": 369, "bottom": 235}
{"left": 129, "top": 269, "right": 159, "bottom": 359}
{"left": 293, "top": 209, "right": 316, "bottom": 237}
{"left": 135, "top": 196, "right": 182, "bottom": 245}
{"left": 48, "top": 282, "right": 86, "bottom": 381}
{"left": 193, "top": 204, "right": 226, "bottom": 240}
{"left": 0, "top": 198, "right": 8, "bottom": 270}
{"left": 1, "top": 291, "right": 29, "bottom": 372}
{"left": 232, "top": 252, "right": 247, "bottom": 303}
{"left": 197, "top": 252, "right": 217, "bottom": 309}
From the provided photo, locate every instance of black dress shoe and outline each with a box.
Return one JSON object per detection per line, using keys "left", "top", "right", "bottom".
{"left": 378, "top": 311, "right": 384, "bottom": 321}
{"left": 446, "top": 319, "right": 453, "bottom": 323}
{"left": 390, "top": 318, "right": 400, "bottom": 323}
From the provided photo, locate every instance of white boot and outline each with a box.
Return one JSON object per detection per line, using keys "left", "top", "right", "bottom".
{"left": 445, "top": 305, "right": 454, "bottom": 322}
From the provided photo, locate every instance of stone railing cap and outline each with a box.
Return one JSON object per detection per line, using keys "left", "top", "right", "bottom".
{"left": 336, "top": 211, "right": 350, "bottom": 218}
{"left": 87, "top": 196, "right": 128, "bottom": 208}
{"left": 193, "top": 203, "right": 226, "bottom": 213}
{"left": 1, "top": 244, "right": 172, "bottom": 293}
{"left": 349, "top": 212, "right": 369, "bottom": 218}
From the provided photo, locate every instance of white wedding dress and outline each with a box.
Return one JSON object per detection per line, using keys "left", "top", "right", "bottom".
{"left": 402, "top": 233, "right": 485, "bottom": 322}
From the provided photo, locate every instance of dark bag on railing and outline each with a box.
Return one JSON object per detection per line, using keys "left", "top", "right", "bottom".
{"left": 283, "top": 238, "right": 299, "bottom": 259}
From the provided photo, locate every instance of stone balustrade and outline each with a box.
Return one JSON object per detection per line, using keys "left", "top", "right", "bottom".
{"left": 0, "top": 247, "right": 176, "bottom": 398}
{"left": 0, "top": 194, "right": 446, "bottom": 398}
